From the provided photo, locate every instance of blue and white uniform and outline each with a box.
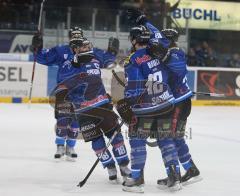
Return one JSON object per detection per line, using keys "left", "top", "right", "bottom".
{"left": 124, "top": 46, "right": 180, "bottom": 179}
{"left": 166, "top": 48, "right": 194, "bottom": 172}
{"left": 57, "top": 56, "right": 129, "bottom": 168}
{"left": 36, "top": 45, "right": 116, "bottom": 148}
{"left": 146, "top": 21, "right": 195, "bottom": 173}
{"left": 167, "top": 47, "right": 193, "bottom": 103}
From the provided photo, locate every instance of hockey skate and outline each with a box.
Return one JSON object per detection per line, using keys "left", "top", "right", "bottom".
{"left": 181, "top": 161, "right": 202, "bottom": 186}
{"left": 54, "top": 145, "right": 65, "bottom": 160}
{"left": 122, "top": 171, "right": 144, "bottom": 193}
{"left": 65, "top": 145, "right": 78, "bottom": 161}
{"left": 157, "top": 177, "right": 168, "bottom": 190}
{"left": 107, "top": 164, "right": 118, "bottom": 183}
{"left": 167, "top": 165, "right": 182, "bottom": 191}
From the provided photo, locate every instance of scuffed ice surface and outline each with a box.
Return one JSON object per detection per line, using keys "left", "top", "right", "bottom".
{"left": 0, "top": 104, "right": 240, "bottom": 196}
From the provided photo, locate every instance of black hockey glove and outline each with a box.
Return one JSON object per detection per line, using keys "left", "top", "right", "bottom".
{"left": 127, "top": 8, "right": 147, "bottom": 25}
{"left": 161, "top": 28, "right": 179, "bottom": 43}
{"left": 71, "top": 52, "right": 95, "bottom": 67}
{"left": 116, "top": 98, "right": 134, "bottom": 125}
{"left": 31, "top": 32, "right": 43, "bottom": 51}
{"left": 108, "top": 37, "right": 119, "bottom": 56}
{"left": 147, "top": 41, "right": 169, "bottom": 63}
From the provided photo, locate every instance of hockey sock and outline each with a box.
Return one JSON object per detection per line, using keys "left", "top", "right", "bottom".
{"left": 129, "top": 137, "right": 147, "bottom": 175}
{"left": 174, "top": 138, "right": 192, "bottom": 171}
{"left": 55, "top": 137, "right": 65, "bottom": 145}
{"left": 158, "top": 138, "right": 180, "bottom": 173}
{"left": 105, "top": 131, "right": 129, "bottom": 165}
{"left": 66, "top": 138, "right": 76, "bottom": 147}
{"left": 92, "top": 136, "right": 115, "bottom": 168}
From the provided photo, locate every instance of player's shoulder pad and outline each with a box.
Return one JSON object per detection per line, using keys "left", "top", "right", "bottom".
{"left": 169, "top": 47, "right": 186, "bottom": 60}
{"left": 56, "top": 44, "right": 71, "bottom": 53}
{"left": 57, "top": 44, "right": 69, "bottom": 49}
{"left": 131, "top": 48, "right": 152, "bottom": 65}
{"left": 93, "top": 47, "right": 104, "bottom": 53}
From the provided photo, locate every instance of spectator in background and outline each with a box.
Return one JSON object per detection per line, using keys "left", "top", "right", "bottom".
{"left": 228, "top": 53, "right": 240, "bottom": 68}
{"left": 187, "top": 47, "right": 198, "bottom": 67}
{"left": 191, "top": 41, "right": 217, "bottom": 67}
{"left": 201, "top": 41, "right": 217, "bottom": 67}
{"left": 194, "top": 43, "right": 205, "bottom": 66}
{"left": 0, "top": 0, "right": 16, "bottom": 28}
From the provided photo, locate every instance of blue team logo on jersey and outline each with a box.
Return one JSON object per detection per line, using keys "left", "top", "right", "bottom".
{"left": 64, "top": 54, "right": 68, "bottom": 60}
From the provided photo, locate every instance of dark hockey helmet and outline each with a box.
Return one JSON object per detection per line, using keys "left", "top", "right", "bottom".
{"left": 71, "top": 37, "right": 94, "bottom": 66}
{"left": 161, "top": 28, "right": 179, "bottom": 42}
{"left": 129, "top": 25, "right": 150, "bottom": 44}
{"left": 69, "top": 35, "right": 84, "bottom": 49}
{"left": 69, "top": 26, "right": 83, "bottom": 39}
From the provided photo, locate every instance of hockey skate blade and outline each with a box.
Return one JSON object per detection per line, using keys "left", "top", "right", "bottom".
{"left": 169, "top": 182, "right": 182, "bottom": 192}
{"left": 157, "top": 184, "right": 168, "bottom": 190}
{"left": 122, "top": 185, "right": 144, "bottom": 193}
{"left": 182, "top": 175, "right": 203, "bottom": 186}
{"left": 109, "top": 178, "right": 121, "bottom": 185}
{"left": 66, "top": 156, "right": 77, "bottom": 162}
{"left": 54, "top": 156, "right": 65, "bottom": 162}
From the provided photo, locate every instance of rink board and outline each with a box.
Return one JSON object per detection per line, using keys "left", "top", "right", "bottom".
{"left": 0, "top": 55, "right": 240, "bottom": 105}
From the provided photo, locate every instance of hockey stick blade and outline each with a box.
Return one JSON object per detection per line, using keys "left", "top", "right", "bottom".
{"left": 208, "top": 93, "right": 226, "bottom": 98}
{"left": 77, "top": 159, "right": 100, "bottom": 187}
{"left": 193, "top": 91, "right": 226, "bottom": 98}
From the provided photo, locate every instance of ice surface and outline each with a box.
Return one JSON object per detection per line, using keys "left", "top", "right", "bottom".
{"left": 0, "top": 104, "right": 240, "bottom": 196}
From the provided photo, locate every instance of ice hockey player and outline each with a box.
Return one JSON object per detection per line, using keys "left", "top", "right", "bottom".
{"left": 127, "top": 8, "right": 202, "bottom": 190}
{"left": 31, "top": 26, "right": 119, "bottom": 161}
{"left": 53, "top": 36, "right": 131, "bottom": 182}
{"left": 117, "top": 14, "right": 184, "bottom": 192}
{"left": 156, "top": 28, "right": 202, "bottom": 188}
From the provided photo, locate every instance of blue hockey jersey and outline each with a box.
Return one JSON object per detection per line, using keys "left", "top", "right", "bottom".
{"left": 124, "top": 48, "right": 175, "bottom": 116}
{"left": 166, "top": 47, "right": 193, "bottom": 103}
{"left": 56, "top": 58, "right": 109, "bottom": 113}
{"left": 144, "top": 21, "right": 192, "bottom": 104}
{"left": 36, "top": 45, "right": 116, "bottom": 83}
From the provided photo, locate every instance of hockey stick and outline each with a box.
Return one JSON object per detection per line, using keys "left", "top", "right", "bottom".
{"left": 192, "top": 91, "right": 226, "bottom": 98}
{"left": 112, "top": 69, "right": 126, "bottom": 87}
{"left": 112, "top": 70, "right": 226, "bottom": 98}
{"left": 77, "top": 120, "right": 125, "bottom": 187}
{"left": 28, "top": 0, "right": 46, "bottom": 104}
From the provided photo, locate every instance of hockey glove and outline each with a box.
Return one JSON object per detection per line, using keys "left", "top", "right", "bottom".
{"left": 31, "top": 32, "right": 43, "bottom": 51}
{"left": 116, "top": 98, "right": 134, "bottom": 125}
{"left": 71, "top": 52, "right": 95, "bottom": 67}
{"left": 147, "top": 40, "right": 169, "bottom": 62}
{"left": 108, "top": 37, "right": 119, "bottom": 56}
{"left": 127, "top": 8, "right": 147, "bottom": 25}
{"left": 161, "top": 29, "right": 179, "bottom": 43}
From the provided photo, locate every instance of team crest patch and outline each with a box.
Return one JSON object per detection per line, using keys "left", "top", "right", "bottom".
{"left": 64, "top": 54, "right": 68, "bottom": 60}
